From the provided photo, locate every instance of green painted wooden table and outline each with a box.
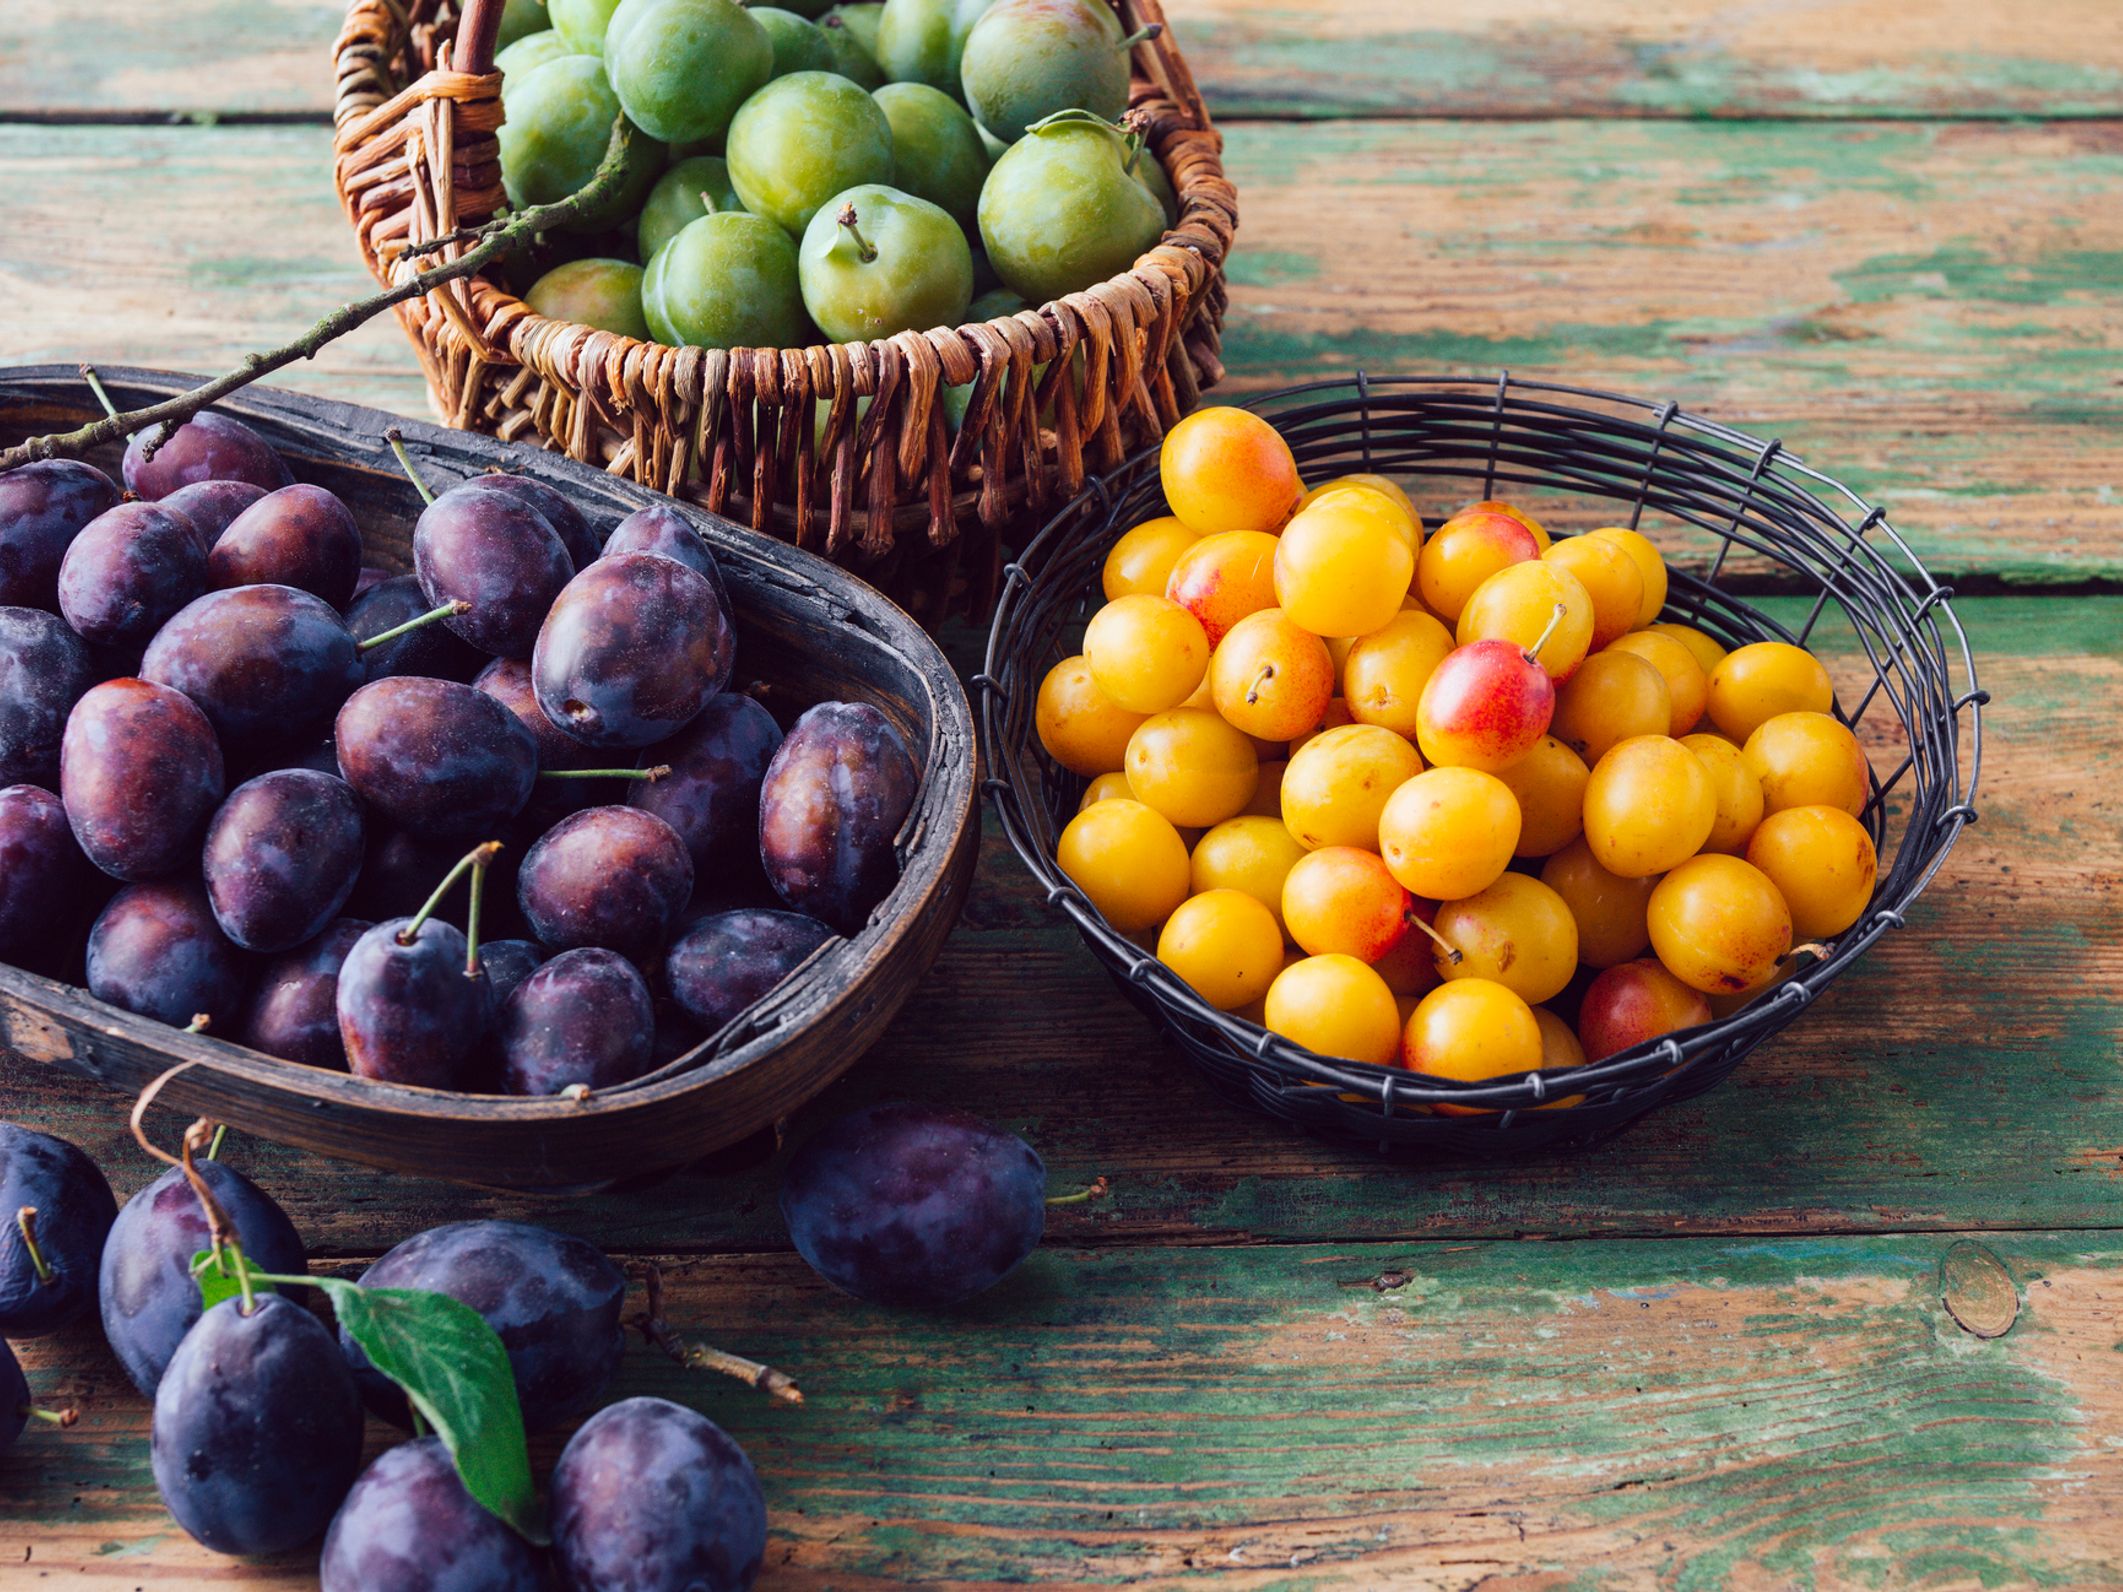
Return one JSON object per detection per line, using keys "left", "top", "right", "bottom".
{"left": 1, "top": 3, "right": 2119, "bottom": 1584}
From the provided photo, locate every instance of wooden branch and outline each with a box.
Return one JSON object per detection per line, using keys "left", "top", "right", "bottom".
{"left": 0, "top": 123, "right": 637, "bottom": 476}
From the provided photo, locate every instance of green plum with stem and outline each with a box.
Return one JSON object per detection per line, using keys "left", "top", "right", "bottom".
{"left": 604, "top": 0, "right": 771, "bottom": 146}
{"left": 726, "top": 71, "right": 896, "bottom": 235}
{"left": 818, "top": 4, "right": 887, "bottom": 86}
{"left": 825, "top": 2, "right": 885, "bottom": 56}
{"left": 644, "top": 211, "right": 811, "bottom": 349}
{"left": 799, "top": 184, "right": 972, "bottom": 343}
{"left": 497, "top": 56, "right": 664, "bottom": 230}
{"left": 872, "top": 82, "right": 990, "bottom": 232}
{"left": 977, "top": 112, "right": 1162, "bottom": 304}
{"left": 753, "top": 7, "right": 838, "bottom": 76}
{"left": 637, "top": 155, "right": 745, "bottom": 263}
{"left": 525, "top": 258, "right": 650, "bottom": 339}
{"left": 874, "top": 0, "right": 995, "bottom": 93}
{"left": 549, "top": 0, "right": 622, "bottom": 52}
{"left": 960, "top": 0, "right": 1151, "bottom": 144}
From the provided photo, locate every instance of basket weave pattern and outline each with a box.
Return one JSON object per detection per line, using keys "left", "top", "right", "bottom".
{"left": 330, "top": 0, "right": 1237, "bottom": 620}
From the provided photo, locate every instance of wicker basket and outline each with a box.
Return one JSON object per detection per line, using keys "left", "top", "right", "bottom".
{"left": 981, "top": 373, "right": 1987, "bottom": 1156}
{"left": 329, "top": 0, "right": 1236, "bottom": 623}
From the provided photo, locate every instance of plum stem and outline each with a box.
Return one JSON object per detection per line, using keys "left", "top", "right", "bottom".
{"left": 0, "top": 121, "right": 644, "bottom": 474}
{"left": 1045, "top": 1175, "right": 1109, "bottom": 1207}
{"left": 1521, "top": 602, "right": 1567, "bottom": 666}
{"left": 399, "top": 840, "right": 504, "bottom": 948}
{"left": 1117, "top": 22, "right": 1163, "bottom": 50}
{"left": 182, "top": 1013, "right": 210, "bottom": 1034}
{"left": 1404, "top": 911, "right": 1462, "bottom": 965}
{"left": 698, "top": 190, "right": 718, "bottom": 217}
{"left": 356, "top": 598, "right": 470, "bottom": 653}
{"left": 14, "top": 1207, "right": 52, "bottom": 1286}
{"left": 1243, "top": 662, "right": 1275, "bottom": 706}
{"left": 204, "top": 1123, "right": 228, "bottom": 1161}
{"left": 835, "top": 204, "right": 879, "bottom": 265}
{"left": 130, "top": 1067, "right": 246, "bottom": 1281}
{"left": 538, "top": 764, "right": 671, "bottom": 783}
{"left": 79, "top": 364, "right": 122, "bottom": 422}
{"left": 384, "top": 428, "right": 437, "bottom": 506}
{"left": 464, "top": 844, "right": 497, "bottom": 979}
{"left": 633, "top": 1266, "right": 804, "bottom": 1406}
{"left": 19, "top": 1404, "right": 77, "bottom": 1429}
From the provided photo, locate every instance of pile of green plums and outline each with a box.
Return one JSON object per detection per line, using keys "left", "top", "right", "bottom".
{"left": 493, "top": 0, "right": 1179, "bottom": 362}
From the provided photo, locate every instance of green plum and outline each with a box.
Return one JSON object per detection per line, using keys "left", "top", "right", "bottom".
{"left": 525, "top": 258, "right": 651, "bottom": 338}
{"left": 753, "top": 7, "right": 838, "bottom": 77}
{"left": 798, "top": 183, "right": 972, "bottom": 343}
{"left": 497, "top": 227, "right": 637, "bottom": 295}
{"left": 495, "top": 30, "right": 579, "bottom": 100}
{"left": 872, "top": 82, "right": 989, "bottom": 232}
{"left": 818, "top": 4, "right": 886, "bottom": 87}
{"left": 496, "top": 0, "right": 552, "bottom": 47}
{"left": 874, "top": 0, "right": 994, "bottom": 93}
{"left": 644, "top": 213, "right": 811, "bottom": 349}
{"left": 960, "top": 0, "right": 1138, "bottom": 144}
{"left": 976, "top": 114, "right": 1160, "bottom": 303}
{"left": 498, "top": 56, "right": 665, "bottom": 230}
{"left": 638, "top": 155, "right": 745, "bottom": 261}
{"left": 825, "top": 2, "right": 885, "bottom": 56}
{"left": 604, "top": 0, "right": 771, "bottom": 145}
{"left": 549, "top": 0, "right": 622, "bottom": 52}
{"left": 726, "top": 71, "right": 896, "bottom": 235}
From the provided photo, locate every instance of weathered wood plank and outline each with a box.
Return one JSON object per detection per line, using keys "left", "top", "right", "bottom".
{"left": 0, "top": 595, "right": 2108, "bottom": 1254}
{"left": 5, "top": 0, "right": 2122, "bottom": 120}
{"left": 5, "top": 119, "right": 2118, "bottom": 582}
{"left": 1183, "top": 0, "right": 2123, "bottom": 121}
{"left": 5, "top": 1231, "right": 2122, "bottom": 1585}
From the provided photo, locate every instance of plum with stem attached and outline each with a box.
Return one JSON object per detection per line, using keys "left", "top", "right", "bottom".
{"left": 100, "top": 1157, "right": 307, "bottom": 1396}
{"left": 336, "top": 842, "right": 502, "bottom": 1089}
{"left": 0, "top": 1123, "right": 116, "bottom": 1338}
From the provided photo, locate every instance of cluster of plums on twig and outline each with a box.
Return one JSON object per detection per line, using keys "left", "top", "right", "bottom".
{"left": 0, "top": 397, "right": 923, "bottom": 1095}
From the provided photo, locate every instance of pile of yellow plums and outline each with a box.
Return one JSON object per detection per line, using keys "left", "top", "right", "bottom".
{"left": 1037, "top": 406, "right": 1880, "bottom": 1108}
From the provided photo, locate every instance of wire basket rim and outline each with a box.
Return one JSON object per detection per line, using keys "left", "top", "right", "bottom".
{"left": 977, "top": 370, "right": 1984, "bottom": 1142}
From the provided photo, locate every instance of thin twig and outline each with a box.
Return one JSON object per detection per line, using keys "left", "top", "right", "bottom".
{"left": 631, "top": 1266, "right": 804, "bottom": 1407}
{"left": 0, "top": 122, "right": 638, "bottom": 475}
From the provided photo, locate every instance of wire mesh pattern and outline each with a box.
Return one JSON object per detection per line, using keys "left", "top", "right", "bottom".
{"left": 979, "top": 373, "right": 1986, "bottom": 1154}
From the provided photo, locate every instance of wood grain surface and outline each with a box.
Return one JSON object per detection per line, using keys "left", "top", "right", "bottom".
{"left": 8, "top": 1233, "right": 2122, "bottom": 1587}
{"left": 0, "top": 0, "right": 2116, "bottom": 1584}
{"left": 6, "top": 0, "right": 2121, "bottom": 119}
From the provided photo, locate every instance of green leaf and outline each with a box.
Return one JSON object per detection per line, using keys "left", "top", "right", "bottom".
{"left": 316, "top": 1279, "right": 545, "bottom": 1544}
{"left": 188, "top": 1248, "right": 276, "bottom": 1313}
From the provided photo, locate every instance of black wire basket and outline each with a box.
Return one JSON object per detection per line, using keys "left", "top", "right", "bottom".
{"left": 978, "top": 373, "right": 1987, "bottom": 1154}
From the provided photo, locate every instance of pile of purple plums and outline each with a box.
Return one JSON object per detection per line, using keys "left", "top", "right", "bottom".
{"left": 0, "top": 407, "right": 924, "bottom": 1096}
{"left": 1, "top": 1118, "right": 767, "bottom": 1587}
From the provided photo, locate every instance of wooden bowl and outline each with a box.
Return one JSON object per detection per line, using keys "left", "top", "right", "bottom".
{"left": 0, "top": 366, "right": 979, "bottom": 1191}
